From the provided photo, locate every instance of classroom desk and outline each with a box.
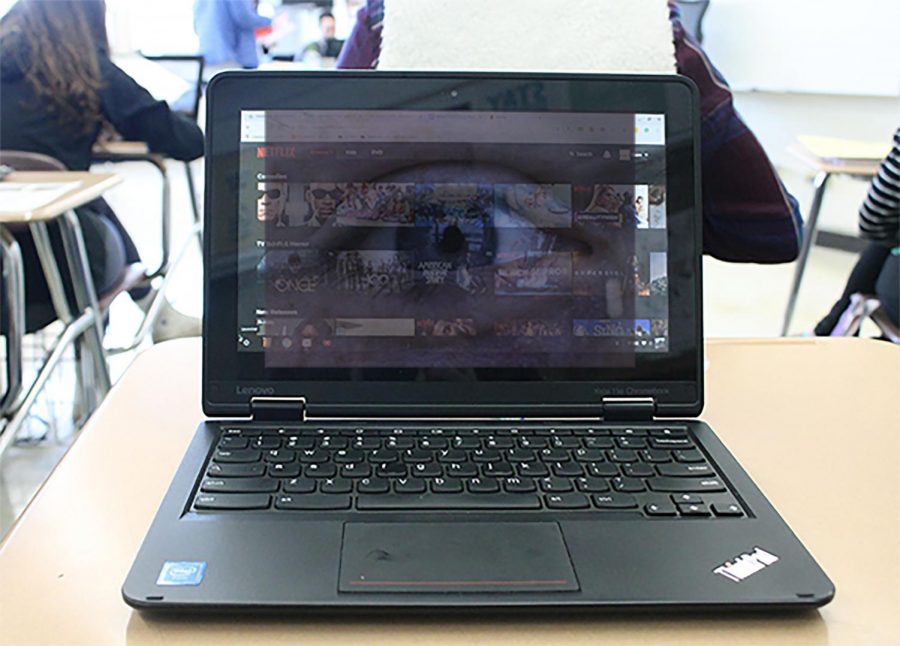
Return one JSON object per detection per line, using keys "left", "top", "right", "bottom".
{"left": 0, "top": 337, "right": 897, "bottom": 645}
{"left": 0, "top": 172, "right": 121, "bottom": 456}
{"left": 781, "top": 146, "right": 881, "bottom": 336}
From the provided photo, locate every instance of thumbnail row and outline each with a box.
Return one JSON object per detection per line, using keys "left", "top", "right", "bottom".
{"left": 254, "top": 180, "right": 667, "bottom": 230}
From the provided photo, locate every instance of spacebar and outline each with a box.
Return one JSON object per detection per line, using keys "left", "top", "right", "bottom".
{"left": 356, "top": 494, "right": 541, "bottom": 510}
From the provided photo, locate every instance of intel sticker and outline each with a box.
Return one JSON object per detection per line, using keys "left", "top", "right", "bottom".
{"left": 156, "top": 561, "right": 206, "bottom": 586}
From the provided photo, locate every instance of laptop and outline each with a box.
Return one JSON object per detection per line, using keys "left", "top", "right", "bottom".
{"left": 123, "top": 71, "right": 833, "bottom": 610}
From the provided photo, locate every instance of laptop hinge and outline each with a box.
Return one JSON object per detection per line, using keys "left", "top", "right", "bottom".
{"left": 250, "top": 397, "right": 307, "bottom": 423}
{"left": 602, "top": 397, "right": 657, "bottom": 422}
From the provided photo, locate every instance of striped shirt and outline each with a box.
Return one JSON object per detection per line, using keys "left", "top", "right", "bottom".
{"left": 859, "top": 129, "right": 900, "bottom": 247}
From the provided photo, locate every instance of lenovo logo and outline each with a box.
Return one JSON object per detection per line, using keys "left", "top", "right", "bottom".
{"left": 235, "top": 385, "right": 276, "bottom": 396}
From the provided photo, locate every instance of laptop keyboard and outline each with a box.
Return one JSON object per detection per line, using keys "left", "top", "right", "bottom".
{"left": 192, "top": 425, "right": 746, "bottom": 518}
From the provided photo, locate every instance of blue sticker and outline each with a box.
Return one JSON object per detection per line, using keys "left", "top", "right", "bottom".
{"left": 156, "top": 561, "right": 206, "bottom": 586}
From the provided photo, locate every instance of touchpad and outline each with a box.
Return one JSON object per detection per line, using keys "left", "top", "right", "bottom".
{"left": 339, "top": 522, "right": 579, "bottom": 593}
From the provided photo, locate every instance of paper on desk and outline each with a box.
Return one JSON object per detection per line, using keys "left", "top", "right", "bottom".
{"left": 0, "top": 181, "right": 82, "bottom": 214}
{"left": 797, "top": 135, "right": 892, "bottom": 162}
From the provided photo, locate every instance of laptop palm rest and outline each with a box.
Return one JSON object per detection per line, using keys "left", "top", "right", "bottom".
{"left": 338, "top": 522, "right": 579, "bottom": 593}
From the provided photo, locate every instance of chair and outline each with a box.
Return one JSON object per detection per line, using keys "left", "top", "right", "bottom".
{"left": 831, "top": 293, "right": 900, "bottom": 343}
{"left": 0, "top": 151, "right": 145, "bottom": 452}
{"left": 676, "top": 0, "right": 710, "bottom": 43}
{"left": 139, "top": 53, "right": 205, "bottom": 228}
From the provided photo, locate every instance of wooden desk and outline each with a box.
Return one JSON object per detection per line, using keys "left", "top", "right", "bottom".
{"left": 0, "top": 171, "right": 122, "bottom": 223}
{"left": 0, "top": 338, "right": 897, "bottom": 645}
{"left": 781, "top": 144, "right": 882, "bottom": 336}
{"left": 0, "top": 172, "right": 122, "bottom": 453}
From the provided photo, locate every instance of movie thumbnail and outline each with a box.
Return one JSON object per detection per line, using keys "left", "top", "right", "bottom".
{"left": 649, "top": 185, "right": 667, "bottom": 229}
{"left": 417, "top": 319, "right": 476, "bottom": 337}
{"left": 333, "top": 318, "right": 415, "bottom": 337}
{"left": 335, "top": 250, "right": 414, "bottom": 294}
{"left": 494, "top": 184, "right": 572, "bottom": 228}
{"left": 573, "top": 184, "right": 650, "bottom": 229}
{"left": 415, "top": 183, "right": 493, "bottom": 225}
{"left": 334, "top": 183, "right": 415, "bottom": 227}
{"left": 495, "top": 252, "right": 572, "bottom": 295}
{"left": 493, "top": 319, "right": 565, "bottom": 337}
{"left": 573, "top": 319, "right": 650, "bottom": 337}
{"left": 257, "top": 249, "right": 326, "bottom": 294}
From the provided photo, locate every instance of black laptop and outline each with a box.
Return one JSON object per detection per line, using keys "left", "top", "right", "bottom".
{"left": 123, "top": 71, "right": 833, "bottom": 610}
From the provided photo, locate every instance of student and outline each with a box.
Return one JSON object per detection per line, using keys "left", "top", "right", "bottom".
{"left": 336, "top": 0, "right": 806, "bottom": 264}
{"left": 297, "top": 11, "right": 345, "bottom": 62}
{"left": 194, "top": 0, "right": 272, "bottom": 71}
{"left": 815, "top": 129, "right": 899, "bottom": 336}
{"left": 0, "top": 0, "right": 204, "bottom": 336}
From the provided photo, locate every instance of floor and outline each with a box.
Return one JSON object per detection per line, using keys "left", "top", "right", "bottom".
{"left": 0, "top": 158, "right": 878, "bottom": 539}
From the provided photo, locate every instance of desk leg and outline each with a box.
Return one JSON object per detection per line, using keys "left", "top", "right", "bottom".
{"left": 0, "top": 226, "right": 25, "bottom": 417}
{"left": 58, "top": 210, "right": 111, "bottom": 397}
{"left": 781, "top": 171, "right": 831, "bottom": 336}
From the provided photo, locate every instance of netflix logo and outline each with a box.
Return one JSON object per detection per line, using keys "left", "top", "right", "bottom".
{"left": 256, "top": 146, "right": 297, "bottom": 159}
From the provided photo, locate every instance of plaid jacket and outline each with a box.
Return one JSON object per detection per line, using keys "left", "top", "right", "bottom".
{"left": 337, "top": 1, "right": 804, "bottom": 263}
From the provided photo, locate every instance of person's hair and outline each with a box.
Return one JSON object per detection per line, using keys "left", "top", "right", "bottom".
{"left": 319, "top": 11, "right": 335, "bottom": 23}
{"left": 0, "top": 0, "right": 109, "bottom": 134}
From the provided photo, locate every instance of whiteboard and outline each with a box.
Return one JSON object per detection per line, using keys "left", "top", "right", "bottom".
{"left": 701, "top": 0, "right": 900, "bottom": 97}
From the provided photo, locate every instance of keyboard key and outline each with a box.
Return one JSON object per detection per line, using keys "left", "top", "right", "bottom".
{"left": 275, "top": 494, "right": 350, "bottom": 510}
{"left": 340, "top": 463, "right": 371, "bottom": 478}
{"left": 507, "top": 449, "right": 537, "bottom": 463}
{"left": 393, "top": 478, "right": 426, "bottom": 494}
{"left": 644, "top": 501, "right": 678, "bottom": 516}
{"left": 370, "top": 449, "right": 400, "bottom": 463}
{"left": 516, "top": 462, "right": 550, "bottom": 477}
{"left": 320, "top": 478, "right": 352, "bottom": 494}
{"left": 452, "top": 437, "right": 480, "bottom": 450}
{"left": 431, "top": 477, "right": 464, "bottom": 493}
{"left": 592, "top": 493, "right": 638, "bottom": 509}
{"left": 468, "top": 477, "right": 501, "bottom": 493}
{"left": 482, "top": 462, "right": 514, "bottom": 477}
{"left": 385, "top": 437, "right": 415, "bottom": 450}
{"left": 485, "top": 437, "right": 515, "bottom": 450}
{"left": 201, "top": 478, "right": 279, "bottom": 493}
{"left": 622, "top": 463, "right": 655, "bottom": 478}
{"left": 608, "top": 449, "right": 637, "bottom": 463}
{"left": 264, "top": 449, "right": 295, "bottom": 464}
{"left": 403, "top": 449, "right": 433, "bottom": 463}
{"left": 207, "top": 462, "right": 265, "bottom": 478}
{"left": 538, "top": 449, "right": 570, "bottom": 463}
{"left": 648, "top": 477, "right": 726, "bottom": 493}
{"left": 419, "top": 437, "right": 448, "bottom": 450}
{"left": 472, "top": 449, "right": 502, "bottom": 463}
{"left": 612, "top": 428, "right": 648, "bottom": 437}
{"left": 587, "top": 462, "right": 619, "bottom": 477}
{"left": 268, "top": 463, "right": 301, "bottom": 478}
{"left": 285, "top": 436, "right": 315, "bottom": 450}
{"left": 551, "top": 462, "right": 583, "bottom": 477}
{"left": 251, "top": 436, "right": 281, "bottom": 450}
{"left": 213, "top": 449, "right": 261, "bottom": 463}
{"left": 583, "top": 437, "right": 614, "bottom": 450}
{"left": 356, "top": 494, "right": 540, "bottom": 510}
{"left": 649, "top": 437, "right": 693, "bottom": 449}
{"left": 334, "top": 449, "right": 365, "bottom": 464}
{"left": 518, "top": 437, "right": 548, "bottom": 449}
{"left": 305, "top": 463, "right": 337, "bottom": 478}
{"left": 318, "top": 437, "right": 348, "bottom": 449}
{"left": 712, "top": 502, "right": 744, "bottom": 517}
{"left": 573, "top": 448, "right": 606, "bottom": 462}
{"left": 550, "top": 437, "right": 581, "bottom": 449}
{"left": 410, "top": 462, "right": 442, "bottom": 478}
{"left": 437, "top": 449, "right": 468, "bottom": 463}
{"left": 575, "top": 476, "right": 610, "bottom": 493}
{"left": 539, "top": 477, "right": 573, "bottom": 493}
{"left": 503, "top": 477, "right": 536, "bottom": 493}
{"left": 218, "top": 437, "right": 249, "bottom": 450}
{"left": 611, "top": 476, "right": 646, "bottom": 493}
{"left": 298, "top": 449, "right": 329, "bottom": 464}
{"left": 656, "top": 463, "right": 715, "bottom": 478}
{"left": 638, "top": 449, "right": 671, "bottom": 463}
{"left": 545, "top": 493, "right": 590, "bottom": 509}
{"left": 673, "top": 449, "right": 705, "bottom": 463}
{"left": 671, "top": 493, "right": 703, "bottom": 504}
{"left": 616, "top": 437, "right": 647, "bottom": 449}
{"left": 283, "top": 477, "right": 316, "bottom": 493}
{"left": 357, "top": 477, "right": 390, "bottom": 494}
{"left": 650, "top": 427, "right": 688, "bottom": 437}
{"left": 376, "top": 463, "right": 407, "bottom": 478}
{"left": 352, "top": 437, "right": 381, "bottom": 450}
{"left": 445, "top": 462, "right": 478, "bottom": 478}
{"left": 194, "top": 493, "right": 270, "bottom": 510}
{"left": 677, "top": 502, "right": 711, "bottom": 517}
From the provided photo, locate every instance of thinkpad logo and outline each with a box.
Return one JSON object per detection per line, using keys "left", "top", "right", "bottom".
{"left": 713, "top": 547, "right": 779, "bottom": 583}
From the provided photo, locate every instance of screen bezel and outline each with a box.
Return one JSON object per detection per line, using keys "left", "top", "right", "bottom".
{"left": 203, "top": 71, "right": 703, "bottom": 418}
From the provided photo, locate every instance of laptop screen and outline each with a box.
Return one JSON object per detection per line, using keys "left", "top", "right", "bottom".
{"left": 236, "top": 109, "right": 668, "bottom": 370}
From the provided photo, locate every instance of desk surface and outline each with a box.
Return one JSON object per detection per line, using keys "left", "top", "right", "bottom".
{"left": 789, "top": 145, "right": 881, "bottom": 177}
{"left": 1, "top": 338, "right": 898, "bottom": 645}
{"left": 0, "top": 171, "right": 121, "bottom": 224}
